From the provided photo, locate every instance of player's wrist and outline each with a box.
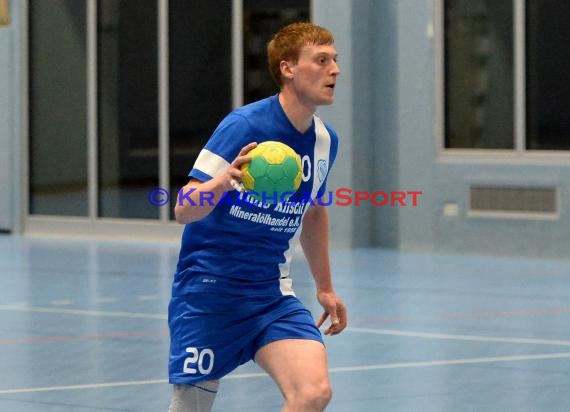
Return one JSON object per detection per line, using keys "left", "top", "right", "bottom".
{"left": 316, "top": 286, "right": 335, "bottom": 295}
{"left": 211, "top": 174, "right": 234, "bottom": 193}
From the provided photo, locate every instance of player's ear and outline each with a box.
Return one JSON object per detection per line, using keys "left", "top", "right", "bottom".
{"left": 280, "top": 60, "right": 295, "bottom": 81}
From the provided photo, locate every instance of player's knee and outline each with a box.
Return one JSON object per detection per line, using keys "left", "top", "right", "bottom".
{"left": 292, "top": 379, "right": 332, "bottom": 410}
{"left": 315, "top": 380, "right": 333, "bottom": 408}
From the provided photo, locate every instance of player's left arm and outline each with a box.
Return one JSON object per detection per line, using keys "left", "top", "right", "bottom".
{"left": 300, "top": 203, "right": 347, "bottom": 336}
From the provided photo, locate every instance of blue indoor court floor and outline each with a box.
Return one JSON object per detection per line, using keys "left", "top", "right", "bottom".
{"left": 1, "top": 234, "right": 570, "bottom": 411}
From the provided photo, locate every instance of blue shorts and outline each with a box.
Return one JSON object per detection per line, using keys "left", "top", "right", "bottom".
{"left": 168, "top": 293, "right": 323, "bottom": 384}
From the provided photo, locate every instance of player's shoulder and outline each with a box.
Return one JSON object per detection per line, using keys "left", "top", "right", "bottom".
{"left": 220, "top": 95, "right": 281, "bottom": 139}
{"left": 205, "top": 97, "right": 279, "bottom": 154}
{"left": 232, "top": 95, "right": 276, "bottom": 119}
{"left": 211, "top": 104, "right": 260, "bottom": 138}
{"left": 213, "top": 95, "right": 276, "bottom": 135}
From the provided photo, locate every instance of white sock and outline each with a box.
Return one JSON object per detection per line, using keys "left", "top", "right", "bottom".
{"left": 167, "top": 381, "right": 219, "bottom": 412}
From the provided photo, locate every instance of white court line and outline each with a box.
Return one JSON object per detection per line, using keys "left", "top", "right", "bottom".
{"left": 347, "top": 327, "right": 570, "bottom": 347}
{"left": 2, "top": 305, "right": 569, "bottom": 347}
{"left": 327, "top": 352, "right": 570, "bottom": 372}
{"left": 2, "top": 352, "right": 570, "bottom": 395}
{"left": 0, "top": 304, "right": 167, "bottom": 320}
{"left": 0, "top": 380, "right": 168, "bottom": 395}
{"left": 49, "top": 300, "right": 74, "bottom": 306}
{"left": 137, "top": 295, "right": 159, "bottom": 301}
{"left": 2, "top": 306, "right": 568, "bottom": 347}
{"left": 93, "top": 297, "right": 118, "bottom": 304}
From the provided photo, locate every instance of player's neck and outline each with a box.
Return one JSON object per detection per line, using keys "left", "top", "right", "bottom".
{"left": 278, "top": 91, "right": 315, "bottom": 134}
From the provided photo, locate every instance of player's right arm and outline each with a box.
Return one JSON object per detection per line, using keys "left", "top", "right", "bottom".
{"left": 174, "top": 142, "right": 256, "bottom": 224}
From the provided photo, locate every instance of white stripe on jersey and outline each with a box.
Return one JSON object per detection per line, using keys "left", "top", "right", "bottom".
{"left": 194, "top": 149, "right": 230, "bottom": 178}
{"left": 279, "top": 115, "right": 332, "bottom": 296}
{"left": 312, "top": 116, "right": 332, "bottom": 199}
{"left": 279, "top": 232, "right": 300, "bottom": 296}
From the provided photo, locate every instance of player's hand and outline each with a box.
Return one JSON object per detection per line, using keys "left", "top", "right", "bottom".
{"left": 225, "top": 142, "right": 257, "bottom": 192}
{"left": 316, "top": 291, "right": 347, "bottom": 336}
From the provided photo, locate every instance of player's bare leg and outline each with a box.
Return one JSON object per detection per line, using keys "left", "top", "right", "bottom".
{"left": 255, "top": 339, "right": 331, "bottom": 412}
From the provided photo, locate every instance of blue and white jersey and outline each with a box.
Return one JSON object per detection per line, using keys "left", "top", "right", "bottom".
{"left": 172, "top": 95, "right": 339, "bottom": 297}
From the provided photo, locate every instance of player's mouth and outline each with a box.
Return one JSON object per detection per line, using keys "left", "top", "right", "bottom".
{"left": 325, "top": 83, "right": 335, "bottom": 89}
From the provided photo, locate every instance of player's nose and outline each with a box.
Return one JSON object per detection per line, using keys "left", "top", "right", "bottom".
{"left": 330, "top": 60, "right": 340, "bottom": 76}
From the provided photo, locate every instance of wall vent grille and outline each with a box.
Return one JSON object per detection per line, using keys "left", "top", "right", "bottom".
{"left": 469, "top": 186, "right": 557, "bottom": 215}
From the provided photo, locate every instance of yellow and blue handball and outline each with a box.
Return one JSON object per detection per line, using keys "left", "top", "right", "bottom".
{"left": 240, "top": 141, "right": 302, "bottom": 204}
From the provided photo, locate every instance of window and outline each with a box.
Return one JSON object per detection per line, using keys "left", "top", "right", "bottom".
{"left": 29, "top": 0, "right": 88, "bottom": 216}
{"left": 168, "top": 0, "right": 232, "bottom": 210}
{"left": 97, "top": 0, "right": 159, "bottom": 219}
{"left": 525, "top": 1, "right": 570, "bottom": 150}
{"left": 243, "top": 0, "right": 309, "bottom": 104}
{"left": 443, "top": 0, "right": 570, "bottom": 151}
{"left": 27, "top": 0, "right": 310, "bottom": 227}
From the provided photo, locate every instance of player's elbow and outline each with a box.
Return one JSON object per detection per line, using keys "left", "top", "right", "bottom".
{"left": 174, "top": 204, "right": 190, "bottom": 225}
{"left": 174, "top": 203, "right": 206, "bottom": 225}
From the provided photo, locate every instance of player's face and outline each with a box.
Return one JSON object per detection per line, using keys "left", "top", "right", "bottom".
{"left": 289, "top": 44, "right": 340, "bottom": 107}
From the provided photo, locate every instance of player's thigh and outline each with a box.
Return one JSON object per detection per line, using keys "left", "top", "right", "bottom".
{"left": 168, "top": 294, "right": 257, "bottom": 383}
{"left": 255, "top": 339, "right": 329, "bottom": 394}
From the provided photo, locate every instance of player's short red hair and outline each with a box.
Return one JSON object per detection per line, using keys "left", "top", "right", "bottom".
{"left": 267, "top": 22, "right": 334, "bottom": 87}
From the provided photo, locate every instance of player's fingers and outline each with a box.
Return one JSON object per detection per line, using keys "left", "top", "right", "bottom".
{"left": 316, "top": 312, "right": 329, "bottom": 328}
{"left": 325, "top": 304, "right": 347, "bottom": 336}
{"left": 231, "top": 154, "right": 252, "bottom": 168}
{"left": 325, "top": 313, "right": 338, "bottom": 335}
{"left": 231, "top": 143, "right": 257, "bottom": 169}
{"left": 229, "top": 178, "right": 244, "bottom": 192}
{"left": 321, "top": 306, "right": 338, "bottom": 335}
{"left": 337, "top": 302, "right": 347, "bottom": 321}
{"left": 238, "top": 141, "right": 257, "bottom": 156}
{"left": 325, "top": 312, "right": 339, "bottom": 335}
{"left": 333, "top": 305, "right": 348, "bottom": 335}
{"left": 330, "top": 306, "right": 340, "bottom": 326}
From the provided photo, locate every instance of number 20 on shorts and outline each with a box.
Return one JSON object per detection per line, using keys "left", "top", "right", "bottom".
{"left": 183, "top": 347, "right": 215, "bottom": 375}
